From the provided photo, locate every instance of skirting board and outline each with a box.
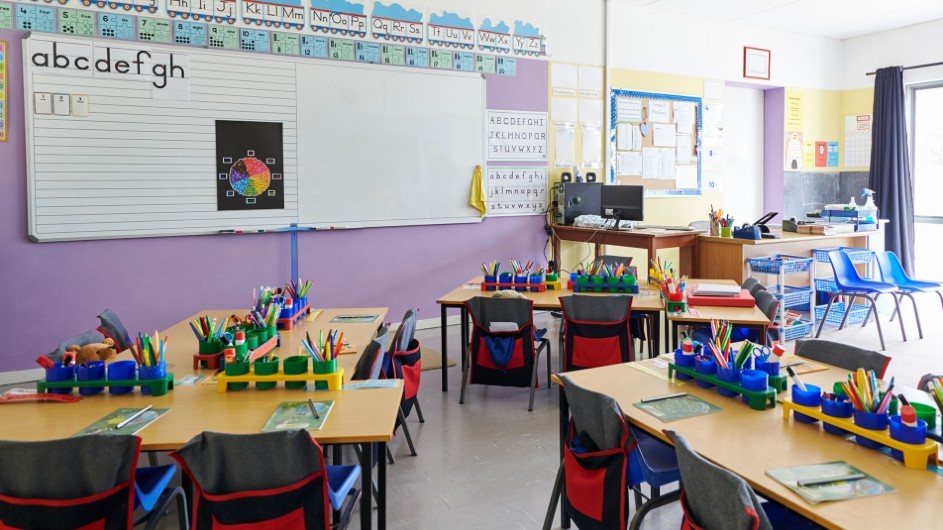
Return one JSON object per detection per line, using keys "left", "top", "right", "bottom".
{"left": 0, "top": 368, "right": 43, "bottom": 386}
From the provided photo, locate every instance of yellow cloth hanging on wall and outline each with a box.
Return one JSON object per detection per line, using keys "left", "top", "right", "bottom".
{"left": 469, "top": 165, "right": 487, "bottom": 217}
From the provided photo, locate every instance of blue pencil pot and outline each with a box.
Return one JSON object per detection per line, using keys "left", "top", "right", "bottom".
{"left": 280, "top": 303, "right": 294, "bottom": 319}
{"left": 740, "top": 369, "right": 768, "bottom": 404}
{"left": 529, "top": 274, "right": 543, "bottom": 292}
{"left": 791, "top": 384, "right": 821, "bottom": 423}
{"left": 755, "top": 359, "right": 780, "bottom": 377}
{"left": 716, "top": 367, "right": 742, "bottom": 397}
{"left": 45, "top": 362, "right": 75, "bottom": 395}
{"left": 673, "top": 349, "right": 695, "bottom": 380}
{"left": 889, "top": 415, "right": 928, "bottom": 462}
{"left": 499, "top": 273, "right": 513, "bottom": 285}
{"left": 694, "top": 357, "right": 717, "bottom": 388}
{"left": 139, "top": 362, "right": 167, "bottom": 395}
{"left": 483, "top": 275, "right": 497, "bottom": 291}
{"left": 107, "top": 360, "right": 138, "bottom": 395}
{"left": 514, "top": 275, "right": 528, "bottom": 291}
{"left": 821, "top": 395, "right": 854, "bottom": 435}
{"left": 76, "top": 361, "right": 106, "bottom": 396}
{"left": 853, "top": 409, "right": 889, "bottom": 450}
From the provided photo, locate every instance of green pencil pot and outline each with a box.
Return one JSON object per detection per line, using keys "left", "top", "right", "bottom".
{"left": 591, "top": 275, "right": 604, "bottom": 292}
{"left": 246, "top": 330, "right": 265, "bottom": 349}
{"left": 198, "top": 341, "right": 223, "bottom": 355}
{"left": 545, "top": 273, "right": 558, "bottom": 282}
{"left": 284, "top": 355, "right": 309, "bottom": 390}
{"left": 224, "top": 361, "right": 250, "bottom": 391}
{"left": 253, "top": 356, "right": 279, "bottom": 390}
{"left": 266, "top": 326, "right": 277, "bottom": 341}
{"left": 313, "top": 358, "right": 338, "bottom": 390}
{"left": 912, "top": 402, "right": 937, "bottom": 429}
{"left": 720, "top": 227, "right": 732, "bottom": 238}
{"left": 576, "top": 276, "right": 589, "bottom": 290}
{"left": 624, "top": 275, "right": 637, "bottom": 286}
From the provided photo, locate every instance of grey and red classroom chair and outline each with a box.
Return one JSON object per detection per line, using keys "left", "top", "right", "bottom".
{"left": 559, "top": 294, "right": 634, "bottom": 371}
{"left": 794, "top": 338, "right": 890, "bottom": 377}
{"left": 542, "top": 375, "right": 679, "bottom": 530}
{"left": 598, "top": 256, "right": 654, "bottom": 356}
{"left": 170, "top": 430, "right": 360, "bottom": 530}
{"left": 0, "top": 434, "right": 188, "bottom": 530}
{"left": 460, "top": 296, "right": 551, "bottom": 411}
{"left": 385, "top": 309, "right": 422, "bottom": 457}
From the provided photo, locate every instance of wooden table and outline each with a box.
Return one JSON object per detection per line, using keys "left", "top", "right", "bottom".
{"left": 666, "top": 279, "right": 771, "bottom": 350}
{"left": 0, "top": 307, "right": 397, "bottom": 530}
{"left": 554, "top": 361, "right": 943, "bottom": 530}
{"left": 551, "top": 225, "right": 702, "bottom": 277}
{"left": 435, "top": 277, "right": 665, "bottom": 392}
{"left": 697, "top": 229, "right": 880, "bottom": 283}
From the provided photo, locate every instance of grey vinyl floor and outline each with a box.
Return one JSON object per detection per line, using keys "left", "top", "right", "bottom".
{"left": 6, "top": 295, "right": 943, "bottom": 529}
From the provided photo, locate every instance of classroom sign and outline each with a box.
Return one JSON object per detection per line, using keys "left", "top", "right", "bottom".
{"left": 166, "top": 0, "right": 237, "bottom": 24}
{"left": 487, "top": 110, "right": 548, "bottom": 161}
{"left": 486, "top": 166, "right": 548, "bottom": 216}
{"left": 216, "top": 120, "right": 285, "bottom": 211}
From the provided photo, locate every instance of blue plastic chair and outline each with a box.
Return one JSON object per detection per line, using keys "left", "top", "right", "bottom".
{"left": 875, "top": 251, "right": 943, "bottom": 340}
{"left": 627, "top": 426, "right": 681, "bottom": 512}
{"left": 816, "top": 250, "right": 906, "bottom": 350}
{"left": 133, "top": 464, "right": 189, "bottom": 530}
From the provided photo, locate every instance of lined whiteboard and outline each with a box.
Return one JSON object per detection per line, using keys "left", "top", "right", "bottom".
{"left": 23, "top": 34, "right": 484, "bottom": 242}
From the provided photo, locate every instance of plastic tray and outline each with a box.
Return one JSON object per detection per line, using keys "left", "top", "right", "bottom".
{"left": 747, "top": 255, "right": 813, "bottom": 275}
{"left": 215, "top": 367, "right": 345, "bottom": 392}
{"left": 668, "top": 363, "right": 777, "bottom": 411}
{"left": 37, "top": 374, "right": 174, "bottom": 396}
{"left": 813, "top": 247, "right": 873, "bottom": 264}
{"left": 767, "top": 285, "right": 814, "bottom": 308}
{"left": 815, "top": 302, "right": 871, "bottom": 326}
{"left": 781, "top": 320, "right": 814, "bottom": 341}
{"left": 815, "top": 278, "right": 838, "bottom": 293}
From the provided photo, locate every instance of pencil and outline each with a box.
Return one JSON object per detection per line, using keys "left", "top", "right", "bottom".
{"left": 115, "top": 405, "right": 153, "bottom": 430}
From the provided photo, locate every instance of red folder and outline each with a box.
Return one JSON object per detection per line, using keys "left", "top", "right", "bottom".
{"left": 686, "top": 288, "right": 756, "bottom": 307}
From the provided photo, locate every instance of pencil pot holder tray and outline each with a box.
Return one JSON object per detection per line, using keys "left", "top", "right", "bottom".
{"left": 76, "top": 361, "right": 106, "bottom": 396}
{"left": 694, "top": 357, "right": 716, "bottom": 388}
{"left": 139, "top": 363, "right": 170, "bottom": 396}
{"left": 821, "top": 396, "right": 854, "bottom": 435}
{"left": 889, "top": 415, "right": 928, "bottom": 462}
{"left": 669, "top": 363, "right": 776, "bottom": 411}
{"left": 44, "top": 363, "right": 75, "bottom": 394}
{"left": 38, "top": 363, "right": 173, "bottom": 396}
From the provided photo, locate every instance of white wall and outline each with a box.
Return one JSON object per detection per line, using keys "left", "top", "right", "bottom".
{"left": 607, "top": 1, "right": 844, "bottom": 89}
{"left": 723, "top": 86, "right": 765, "bottom": 222}
{"left": 842, "top": 18, "right": 943, "bottom": 89}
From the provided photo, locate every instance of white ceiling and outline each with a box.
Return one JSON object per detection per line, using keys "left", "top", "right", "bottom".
{"left": 618, "top": 0, "right": 943, "bottom": 39}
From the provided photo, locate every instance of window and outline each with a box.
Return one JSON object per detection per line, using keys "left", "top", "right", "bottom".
{"left": 910, "top": 84, "right": 943, "bottom": 276}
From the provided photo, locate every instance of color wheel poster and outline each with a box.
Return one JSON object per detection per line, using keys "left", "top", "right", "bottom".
{"left": 216, "top": 120, "right": 284, "bottom": 211}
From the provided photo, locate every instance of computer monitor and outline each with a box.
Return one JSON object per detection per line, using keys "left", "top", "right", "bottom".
{"left": 600, "top": 185, "right": 644, "bottom": 222}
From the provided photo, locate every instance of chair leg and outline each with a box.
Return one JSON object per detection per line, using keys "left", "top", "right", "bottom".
{"left": 546, "top": 340, "right": 552, "bottom": 389}
{"left": 864, "top": 295, "right": 887, "bottom": 350}
{"left": 891, "top": 292, "right": 907, "bottom": 342}
{"left": 140, "top": 486, "right": 188, "bottom": 530}
{"left": 529, "top": 352, "right": 540, "bottom": 412}
{"left": 633, "top": 488, "right": 644, "bottom": 513}
{"left": 542, "top": 460, "right": 565, "bottom": 530}
{"left": 386, "top": 446, "right": 395, "bottom": 465}
{"left": 628, "top": 490, "right": 681, "bottom": 530}
{"left": 398, "top": 408, "right": 418, "bottom": 457}
{"left": 903, "top": 292, "right": 923, "bottom": 339}
{"left": 414, "top": 400, "right": 425, "bottom": 423}
{"left": 815, "top": 295, "right": 837, "bottom": 337}
{"left": 838, "top": 295, "right": 856, "bottom": 331}
{"left": 459, "top": 343, "right": 470, "bottom": 405}
{"left": 651, "top": 485, "right": 660, "bottom": 500}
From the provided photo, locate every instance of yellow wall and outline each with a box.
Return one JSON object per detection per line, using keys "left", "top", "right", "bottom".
{"left": 553, "top": 68, "right": 723, "bottom": 275}
{"left": 785, "top": 87, "right": 843, "bottom": 170}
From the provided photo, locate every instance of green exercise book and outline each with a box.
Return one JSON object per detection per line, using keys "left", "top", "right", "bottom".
{"left": 262, "top": 401, "right": 334, "bottom": 432}
{"left": 72, "top": 407, "right": 170, "bottom": 437}
{"left": 766, "top": 461, "right": 895, "bottom": 504}
{"left": 633, "top": 394, "right": 722, "bottom": 422}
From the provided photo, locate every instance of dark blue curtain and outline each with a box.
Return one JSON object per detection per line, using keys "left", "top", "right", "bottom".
{"left": 868, "top": 67, "right": 915, "bottom": 275}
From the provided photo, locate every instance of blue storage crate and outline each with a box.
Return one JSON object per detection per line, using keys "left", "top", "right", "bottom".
{"left": 813, "top": 247, "right": 840, "bottom": 263}
{"left": 767, "top": 285, "right": 813, "bottom": 308}
{"left": 838, "top": 246, "right": 873, "bottom": 264}
{"left": 747, "top": 255, "right": 813, "bottom": 275}
{"left": 815, "top": 278, "right": 838, "bottom": 293}
{"left": 780, "top": 320, "right": 814, "bottom": 341}
{"left": 815, "top": 302, "right": 870, "bottom": 326}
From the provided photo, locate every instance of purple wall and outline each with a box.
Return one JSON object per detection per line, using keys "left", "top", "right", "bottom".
{"left": 0, "top": 29, "right": 549, "bottom": 372}
{"left": 764, "top": 88, "right": 785, "bottom": 220}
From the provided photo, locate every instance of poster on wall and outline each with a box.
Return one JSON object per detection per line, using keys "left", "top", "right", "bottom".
{"left": 427, "top": 10, "right": 474, "bottom": 49}
{"left": 486, "top": 166, "right": 548, "bottom": 216}
{"left": 309, "top": 0, "right": 366, "bottom": 37}
{"left": 216, "top": 120, "right": 285, "bottom": 211}
{"left": 487, "top": 110, "right": 548, "bottom": 161}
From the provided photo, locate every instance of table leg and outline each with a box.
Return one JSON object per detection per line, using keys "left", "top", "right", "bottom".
{"left": 440, "top": 304, "right": 448, "bottom": 392}
{"left": 378, "top": 441, "right": 387, "bottom": 530}
{"left": 460, "top": 308, "right": 469, "bottom": 373}
{"left": 359, "top": 442, "right": 372, "bottom": 530}
{"left": 553, "top": 232, "right": 562, "bottom": 273}
{"left": 559, "top": 383, "right": 570, "bottom": 529}
{"left": 652, "top": 310, "right": 661, "bottom": 357}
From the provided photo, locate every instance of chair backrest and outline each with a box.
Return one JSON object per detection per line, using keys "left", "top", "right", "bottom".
{"left": 352, "top": 324, "right": 390, "bottom": 380}
{"left": 561, "top": 375, "right": 631, "bottom": 451}
{"left": 170, "top": 430, "right": 329, "bottom": 530}
{"left": 794, "top": 339, "right": 891, "bottom": 377}
{"left": 741, "top": 277, "right": 760, "bottom": 292}
{"left": 0, "top": 435, "right": 140, "bottom": 529}
{"left": 560, "top": 295, "right": 634, "bottom": 370}
{"left": 754, "top": 289, "right": 780, "bottom": 320}
{"left": 465, "top": 296, "right": 536, "bottom": 387}
{"left": 828, "top": 250, "right": 865, "bottom": 288}
{"left": 598, "top": 255, "right": 632, "bottom": 270}
{"left": 388, "top": 308, "right": 418, "bottom": 356}
{"left": 665, "top": 431, "right": 772, "bottom": 530}
{"left": 875, "top": 251, "right": 909, "bottom": 285}
{"left": 465, "top": 296, "right": 533, "bottom": 330}
{"left": 748, "top": 282, "right": 766, "bottom": 298}
{"left": 97, "top": 308, "right": 132, "bottom": 352}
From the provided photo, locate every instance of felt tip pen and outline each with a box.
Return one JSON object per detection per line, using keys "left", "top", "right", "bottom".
{"left": 116, "top": 405, "right": 153, "bottom": 430}
{"left": 786, "top": 366, "right": 808, "bottom": 392}
{"left": 641, "top": 392, "right": 687, "bottom": 403}
{"left": 796, "top": 473, "right": 866, "bottom": 488}
{"left": 219, "top": 229, "right": 266, "bottom": 234}
{"left": 307, "top": 399, "right": 321, "bottom": 420}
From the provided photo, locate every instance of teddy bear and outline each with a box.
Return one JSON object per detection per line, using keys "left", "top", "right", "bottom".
{"left": 69, "top": 338, "right": 117, "bottom": 364}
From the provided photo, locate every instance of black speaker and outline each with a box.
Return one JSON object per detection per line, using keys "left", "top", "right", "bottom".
{"left": 561, "top": 172, "right": 572, "bottom": 183}
{"left": 586, "top": 172, "right": 597, "bottom": 182}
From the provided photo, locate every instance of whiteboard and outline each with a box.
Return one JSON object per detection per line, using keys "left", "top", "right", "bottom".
{"left": 23, "top": 34, "right": 484, "bottom": 242}
{"left": 296, "top": 62, "right": 484, "bottom": 227}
